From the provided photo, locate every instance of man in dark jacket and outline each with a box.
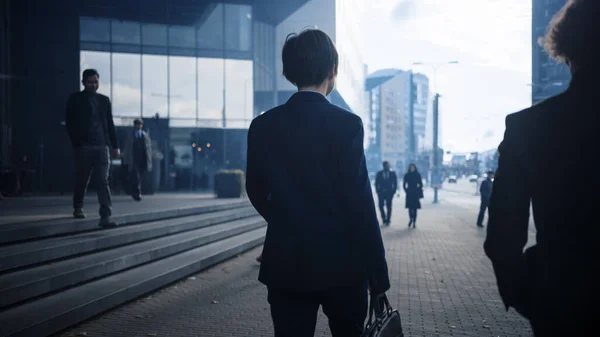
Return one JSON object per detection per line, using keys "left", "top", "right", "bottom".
{"left": 477, "top": 171, "right": 494, "bottom": 227}
{"left": 65, "top": 69, "right": 119, "bottom": 228}
{"left": 484, "top": 1, "right": 600, "bottom": 335}
{"left": 122, "top": 119, "right": 152, "bottom": 201}
{"left": 375, "top": 161, "right": 398, "bottom": 226}
{"left": 246, "top": 29, "right": 390, "bottom": 337}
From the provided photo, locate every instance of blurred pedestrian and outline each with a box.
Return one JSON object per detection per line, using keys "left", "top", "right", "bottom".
{"left": 375, "top": 161, "right": 398, "bottom": 226}
{"left": 122, "top": 118, "right": 152, "bottom": 201}
{"left": 476, "top": 171, "right": 494, "bottom": 227}
{"left": 484, "top": 1, "right": 600, "bottom": 336}
{"left": 403, "top": 163, "right": 423, "bottom": 228}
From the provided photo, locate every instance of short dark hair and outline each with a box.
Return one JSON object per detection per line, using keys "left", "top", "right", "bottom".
{"left": 82, "top": 69, "right": 99, "bottom": 81}
{"left": 134, "top": 118, "right": 143, "bottom": 125}
{"left": 382, "top": 161, "right": 390, "bottom": 166}
{"left": 487, "top": 170, "right": 495, "bottom": 175}
{"left": 281, "top": 29, "right": 338, "bottom": 88}
{"left": 544, "top": 0, "right": 600, "bottom": 67}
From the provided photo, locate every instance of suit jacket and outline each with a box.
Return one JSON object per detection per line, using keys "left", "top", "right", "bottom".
{"left": 484, "top": 68, "right": 600, "bottom": 322}
{"left": 375, "top": 170, "right": 398, "bottom": 198}
{"left": 122, "top": 130, "right": 152, "bottom": 172}
{"left": 65, "top": 91, "right": 118, "bottom": 149}
{"left": 246, "top": 91, "right": 390, "bottom": 294}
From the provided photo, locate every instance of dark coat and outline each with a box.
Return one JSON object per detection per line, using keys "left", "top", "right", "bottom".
{"left": 122, "top": 130, "right": 152, "bottom": 172}
{"left": 375, "top": 170, "right": 398, "bottom": 198}
{"left": 65, "top": 91, "right": 118, "bottom": 149}
{"left": 403, "top": 171, "right": 422, "bottom": 209}
{"left": 246, "top": 91, "right": 390, "bottom": 294}
{"left": 484, "top": 67, "right": 600, "bottom": 331}
{"left": 480, "top": 179, "right": 493, "bottom": 202}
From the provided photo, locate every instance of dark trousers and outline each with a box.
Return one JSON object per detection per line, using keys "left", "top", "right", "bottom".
{"left": 129, "top": 167, "right": 145, "bottom": 197}
{"left": 378, "top": 194, "right": 393, "bottom": 222}
{"left": 267, "top": 282, "right": 368, "bottom": 337}
{"left": 477, "top": 199, "right": 489, "bottom": 226}
{"left": 73, "top": 146, "right": 112, "bottom": 217}
{"left": 408, "top": 208, "right": 417, "bottom": 221}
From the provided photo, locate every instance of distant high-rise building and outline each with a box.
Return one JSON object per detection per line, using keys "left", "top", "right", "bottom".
{"left": 532, "top": 0, "right": 571, "bottom": 104}
{"left": 365, "top": 69, "right": 429, "bottom": 174}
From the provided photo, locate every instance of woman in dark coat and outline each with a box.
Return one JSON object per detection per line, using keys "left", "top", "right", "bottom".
{"left": 403, "top": 163, "right": 423, "bottom": 228}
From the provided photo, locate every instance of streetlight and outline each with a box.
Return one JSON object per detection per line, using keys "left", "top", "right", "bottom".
{"left": 412, "top": 61, "right": 459, "bottom": 204}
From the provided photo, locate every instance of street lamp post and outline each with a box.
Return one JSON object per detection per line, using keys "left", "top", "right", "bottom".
{"left": 412, "top": 61, "right": 459, "bottom": 204}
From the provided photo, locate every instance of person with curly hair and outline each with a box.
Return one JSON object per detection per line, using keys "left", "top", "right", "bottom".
{"left": 484, "top": 1, "right": 600, "bottom": 336}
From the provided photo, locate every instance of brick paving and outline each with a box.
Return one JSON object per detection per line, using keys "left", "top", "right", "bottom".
{"left": 55, "top": 189, "right": 535, "bottom": 337}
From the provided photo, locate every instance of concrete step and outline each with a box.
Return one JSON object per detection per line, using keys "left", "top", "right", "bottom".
{"left": 0, "top": 216, "right": 266, "bottom": 308}
{"left": 0, "top": 228, "right": 266, "bottom": 337}
{"left": 0, "top": 206, "right": 257, "bottom": 272}
{"left": 0, "top": 199, "right": 250, "bottom": 244}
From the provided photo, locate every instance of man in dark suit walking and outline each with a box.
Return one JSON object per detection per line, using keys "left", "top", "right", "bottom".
{"left": 65, "top": 69, "right": 119, "bottom": 228}
{"left": 484, "top": 1, "right": 600, "bottom": 335}
{"left": 122, "top": 119, "right": 152, "bottom": 201}
{"left": 246, "top": 29, "right": 390, "bottom": 337}
{"left": 375, "top": 161, "right": 397, "bottom": 226}
{"left": 476, "top": 171, "right": 494, "bottom": 227}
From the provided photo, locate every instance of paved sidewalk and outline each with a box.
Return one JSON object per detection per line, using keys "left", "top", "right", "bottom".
{"left": 55, "top": 191, "right": 535, "bottom": 337}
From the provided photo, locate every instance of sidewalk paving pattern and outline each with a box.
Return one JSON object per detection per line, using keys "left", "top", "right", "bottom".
{"left": 54, "top": 189, "right": 535, "bottom": 337}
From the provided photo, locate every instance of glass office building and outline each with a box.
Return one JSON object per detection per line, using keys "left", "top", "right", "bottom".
{"left": 1, "top": 0, "right": 312, "bottom": 192}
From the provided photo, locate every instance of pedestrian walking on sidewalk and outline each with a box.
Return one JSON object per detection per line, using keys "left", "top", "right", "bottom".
{"left": 122, "top": 119, "right": 152, "bottom": 202}
{"left": 65, "top": 69, "right": 119, "bottom": 228}
{"left": 476, "top": 171, "right": 494, "bottom": 227}
{"left": 375, "top": 161, "right": 398, "bottom": 226}
{"left": 403, "top": 163, "right": 423, "bottom": 228}
{"left": 246, "top": 29, "right": 390, "bottom": 337}
{"left": 484, "top": 1, "right": 600, "bottom": 336}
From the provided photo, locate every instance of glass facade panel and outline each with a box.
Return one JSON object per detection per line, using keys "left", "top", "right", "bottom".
{"left": 142, "top": 54, "right": 168, "bottom": 118}
{"left": 112, "top": 20, "right": 141, "bottom": 45}
{"left": 80, "top": 17, "right": 110, "bottom": 42}
{"left": 169, "top": 56, "right": 196, "bottom": 120}
{"left": 142, "top": 23, "right": 167, "bottom": 47}
{"left": 79, "top": 51, "right": 111, "bottom": 99}
{"left": 224, "top": 4, "right": 252, "bottom": 52}
{"left": 112, "top": 53, "right": 142, "bottom": 118}
{"left": 197, "top": 58, "right": 224, "bottom": 127}
{"left": 225, "top": 59, "right": 253, "bottom": 129}
{"left": 197, "top": 4, "right": 224, "bottom": 50}
{"left": 169, "top": 25, "right": 196, "bottom": 49}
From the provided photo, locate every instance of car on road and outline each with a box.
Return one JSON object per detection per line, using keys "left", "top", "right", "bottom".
{"left": 469, "top": 175, "right": 478, "bottom": 183}
{"left": 448, "top": 175, "right": 457, "bottom": 183}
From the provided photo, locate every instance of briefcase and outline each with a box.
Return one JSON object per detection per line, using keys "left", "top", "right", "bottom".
{"left": 361, "top": 294, "right": 404, "bottom": 337}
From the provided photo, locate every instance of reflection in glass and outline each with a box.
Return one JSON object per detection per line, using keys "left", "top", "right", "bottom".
{"left": 142, "top": 54, "right": 168, "bottom": 118}
{"left": 80, "top": 17, "right": 110, "bottom": 42}
{"left": 197, "top": 4, "right": 224, "bottom": 50}
{"left": 112, "top": 20, "right": 141, "bottom": 45}
{"left": 80, "top": 51, "right": 111, "bottom": 98}
{"left": 224, "top": 4, "right": 252, "bottom": 52}
{"left": 169, "top": 25, "right": 195, "bottom": 49}
{"left": 198, "top": 58, "right": 224, "bottom": 128}
{"left": 112, "top": 53, "right": 141, "bottom": 117}
{"left": 169, "top": 56, "right": 196, "bottom": 120}
{"left": 225, "top": 59, "right": 253, "bottom": 128}
{"left": 142, "top": 24, "right": 167, "bottom": 46}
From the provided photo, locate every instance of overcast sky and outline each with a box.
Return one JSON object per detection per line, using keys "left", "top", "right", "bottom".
{"left": 363, "top": 0, "right": 532, "bottom": 153}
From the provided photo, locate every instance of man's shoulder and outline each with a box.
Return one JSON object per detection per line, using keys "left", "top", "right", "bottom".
{"left": 506, "top": 92, "right": 568, "bottom": 127}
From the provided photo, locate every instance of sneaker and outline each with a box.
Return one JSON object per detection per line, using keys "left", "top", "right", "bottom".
{"left": 98, "top": 217, "right": 118, "bottom": 228}
{"left": 73, "top": 208, "right": 86, "bottom": 219}
{"left": 132, "top": 194, "right": 142, "bottom": 202}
